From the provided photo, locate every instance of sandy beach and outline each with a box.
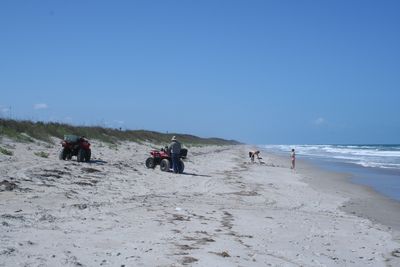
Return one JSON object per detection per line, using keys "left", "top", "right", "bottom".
{"left": 1, "top": 139, "right": 400, "bottom": 266}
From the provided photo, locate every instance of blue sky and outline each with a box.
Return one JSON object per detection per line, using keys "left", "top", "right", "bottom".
{"left": 1, "top": 0, "right": 399, "bottom": 144}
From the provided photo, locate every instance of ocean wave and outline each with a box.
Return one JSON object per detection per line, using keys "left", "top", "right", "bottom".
{"left": 263, "top": 144, "right": 400, "bottom": 170}
{"left": 356, "top": 161, "right": 400, "bottom": 169}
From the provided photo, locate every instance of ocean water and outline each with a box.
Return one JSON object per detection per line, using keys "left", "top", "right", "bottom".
{"left": 263, "top": 144, "right": 400, "bottom": 202}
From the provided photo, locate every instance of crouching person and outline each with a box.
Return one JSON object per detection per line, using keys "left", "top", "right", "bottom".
{"left": 249, "top": 150, "right": 262, "bottom": 163}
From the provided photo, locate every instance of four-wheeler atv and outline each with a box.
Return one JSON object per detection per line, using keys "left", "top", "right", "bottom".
{"left": 145, "top": 147, "right": 188, "bottom": 173}
{"left": 59, "top": 135, "right": 91, "bottom": 162}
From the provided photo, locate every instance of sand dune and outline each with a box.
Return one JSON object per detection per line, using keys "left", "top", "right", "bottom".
{"left": 1, "top": 138, "right": 399, "bottom": 266}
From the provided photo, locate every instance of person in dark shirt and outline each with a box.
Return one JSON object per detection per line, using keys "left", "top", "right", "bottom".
{"left": 168, "top": 136, "right": 182, "bottom": 173}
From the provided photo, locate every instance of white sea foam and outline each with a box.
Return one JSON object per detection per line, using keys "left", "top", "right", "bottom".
{"left": 263, "top": 144, "right": 400, "bottom": 170}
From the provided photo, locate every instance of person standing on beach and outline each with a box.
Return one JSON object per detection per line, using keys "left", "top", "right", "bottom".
{"left": 168, "top": 136, "right": 182, "bottom": 173}
{"left": 291, "top": 149, "right": 296, "bottom": 169}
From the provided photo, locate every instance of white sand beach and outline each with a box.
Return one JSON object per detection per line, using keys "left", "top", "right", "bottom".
{"left": 1, "top": 139, "right": 400, "bottom": 266}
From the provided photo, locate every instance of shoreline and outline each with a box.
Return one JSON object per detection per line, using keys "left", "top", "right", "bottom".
{"left": 299, "top": 157, "right": 400, "bottom": 234}
{"left": 261, "top": 149, "right": 400, "bottom": 234}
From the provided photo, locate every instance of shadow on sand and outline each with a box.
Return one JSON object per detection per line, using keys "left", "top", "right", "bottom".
{"left": 180, "top": 172, "right": 212, "bottom": 178}
{"left": 89, "top": 160, "right": 108, "bottom": 165}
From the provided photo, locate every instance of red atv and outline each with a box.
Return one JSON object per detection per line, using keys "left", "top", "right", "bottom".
{"left": 59, "top": 135, "right": 91, "bottom": 162}
{"left": 145, "top": 147, "right": 187, "bottom": 173}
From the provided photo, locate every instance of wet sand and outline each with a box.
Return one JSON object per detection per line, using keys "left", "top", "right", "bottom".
{"left": 294, "top": 156, "right": 400, "bottom": 235}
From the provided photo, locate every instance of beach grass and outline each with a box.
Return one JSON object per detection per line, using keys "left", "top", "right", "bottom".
{"left": 34, "top": 151, "right": 49, "bottom": 158}
{"left": 0, "top": 119, "right": 240, "bottom": 146}
{"left": 0, "top": 146, "right": 13, "bottom": 156}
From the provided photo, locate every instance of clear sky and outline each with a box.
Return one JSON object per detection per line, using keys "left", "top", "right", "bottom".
{"left": 1, "top": 0, "right": 399, "bottom": 144}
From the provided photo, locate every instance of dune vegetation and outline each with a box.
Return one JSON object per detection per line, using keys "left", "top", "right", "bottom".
{"left": 0, "top": 119, "right": 240, "bottom": 146}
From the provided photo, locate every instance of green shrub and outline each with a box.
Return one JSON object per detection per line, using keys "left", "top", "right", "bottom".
{"left": 0, "top": 146, "right": 13, "bottom": 156}
{"left": 34, "top": 151, "right": 49, "bottom": 158}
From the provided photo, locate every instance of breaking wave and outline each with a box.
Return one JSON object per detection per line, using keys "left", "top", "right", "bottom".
{"left": 263, "top": 144, "right": 400, "bottom": 170}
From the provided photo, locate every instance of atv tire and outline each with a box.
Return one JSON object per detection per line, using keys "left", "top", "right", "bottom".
{"left": 85, "top": 150, "right": 91, "bottom": 162}
{"left": 59, "top": 149, "right": 67, "bottom": 160}
{"left": 77, "top": 149, "right": 85, "bottom": 162}
{"left": 146, "top": 157, "right": 156, "bottom": 168}
{"left": 160, "top": 159, "right": 170, "bottom": 172}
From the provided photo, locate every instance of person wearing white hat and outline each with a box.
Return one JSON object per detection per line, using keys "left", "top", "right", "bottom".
{"left": 168, "top": 136, "right": 182, "bottom": 173}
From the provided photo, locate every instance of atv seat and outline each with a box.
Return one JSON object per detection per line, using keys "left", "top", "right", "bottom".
{"left": 64, "top": 135, "right": 79, "bottom": 143}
